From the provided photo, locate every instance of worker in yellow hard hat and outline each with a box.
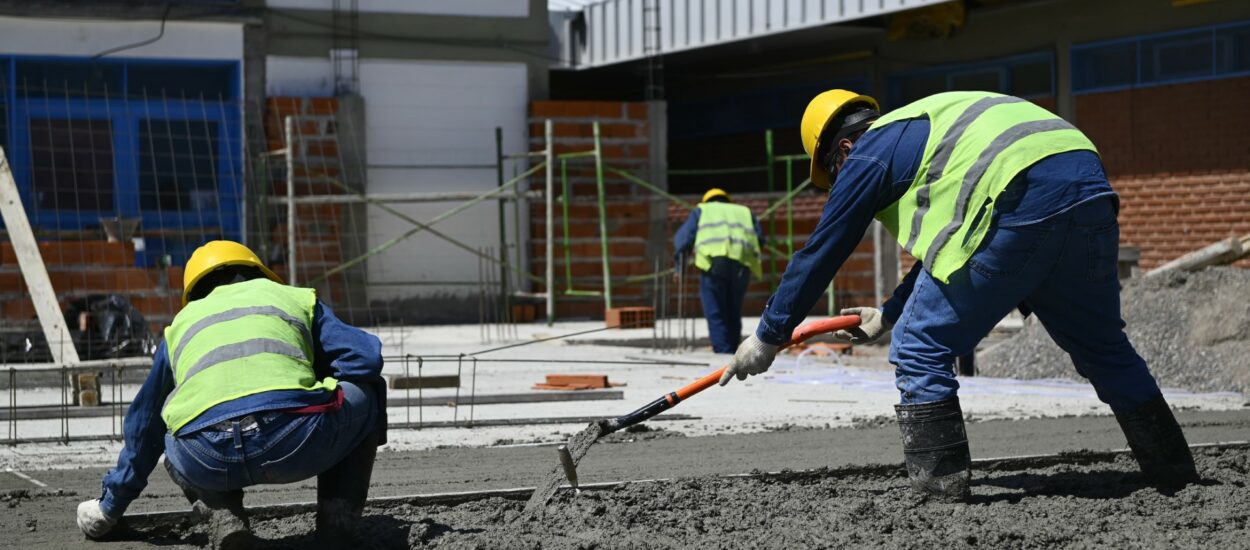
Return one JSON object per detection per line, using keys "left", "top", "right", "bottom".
{"left": 719, "top": 90, "right": 1195, "bottom": 499}
{"left": 673, "top": 188, "right": 764, "bottom": 353}
{"left": 78, "top": 240, "right": 386, "bottom": 548}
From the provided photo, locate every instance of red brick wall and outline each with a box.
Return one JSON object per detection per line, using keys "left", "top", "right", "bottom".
{"left": 527, "top": 100, "right": 657, "bottom": 319}
{"left": 1075, "top": 77, "right": 1250, "bottom": 268}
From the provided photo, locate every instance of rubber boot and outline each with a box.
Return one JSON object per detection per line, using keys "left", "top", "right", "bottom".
{"left": 164, "top": 460, "right": 252, "bottom": 550}
{"left": 1113, "top": 394, "right": 1198, "bottom": 487}
{"left": 316, "top": 429, "right": 378, "bottom": 547}
{"left": 895, "top": 397, "right": 972, "bottom": 500}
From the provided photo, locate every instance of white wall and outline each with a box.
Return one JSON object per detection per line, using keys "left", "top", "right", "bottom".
{"left": 0, "top": 16, "right": 242, "bottom": 60}
{"left": 356, "top": 60, "right": 529, "bottom": 302}
{"left": 266, "top": 56, "right": 334, "bottom": 96}
{"left": 266, "top": 0, "right": 529, "bottom": 17}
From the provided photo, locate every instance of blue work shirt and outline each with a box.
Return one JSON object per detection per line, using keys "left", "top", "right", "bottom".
{"left": 98, "top": 300, "right": 383, "bottom": 517}
{"left": 757, "top": 118, "right": 1115, "bottom": 345}
{"left": 672, "top": 206, "right": 766, "bottom": 265}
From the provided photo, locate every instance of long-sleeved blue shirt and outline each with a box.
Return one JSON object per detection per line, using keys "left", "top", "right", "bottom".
{"left": 98, "top": 299, "right": 383, "bottom": 517}
{"left": 756, "top": 118, "right": 1115, "bottom": 345}
{"left": 672, "top": 206, "right": 766, "bottom": 265}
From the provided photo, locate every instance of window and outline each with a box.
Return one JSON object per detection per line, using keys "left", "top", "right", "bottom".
{"left": 139, "top": 119, "right": 220, "bottom": 212}
{"left": 128, "top": 63, "right": 235, "bottom": 100}
{"left": 888, "top": 52, "right": 1053, "bottom": 106}
{"left": 29, "top": 118, "right": 115, "bottom": 212}
{"left": 669, "top": 77, "right": 870, "bottom": 140}
{"left": 15, "top": 60, "right": 123, "bottom": 99}
{"left": 1072, "top": 20, "right": 1250, "bottom": 93}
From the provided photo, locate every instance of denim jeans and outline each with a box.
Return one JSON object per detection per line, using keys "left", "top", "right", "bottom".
{"left": 164, "top": 380, "right": 377, "bottom": 494}
{"left": 889, "top": 197, "right": 1161, "bottom": 412}
{"left": 700, "top": 257, "right": 753, "bottom": 353}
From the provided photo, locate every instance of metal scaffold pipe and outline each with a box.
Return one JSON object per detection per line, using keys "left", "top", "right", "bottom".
{"left": 284, "top": 116, "right": 297, "bottom": 285}
{"left": 592, "top": 120, "right": 613, "bottom": 310}
{"left": 545, "top": 119, "right": 556, "bottom": 325}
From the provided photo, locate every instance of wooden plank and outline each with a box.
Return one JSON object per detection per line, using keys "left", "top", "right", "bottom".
{"left": 0, "top": 148, "right": 80, "bottom": 365}
{"left": 1146, "top": 235, "right": 1247, "bottom": 277}
{"left": 386, "top": 374, "right": 459, "bottom": 390}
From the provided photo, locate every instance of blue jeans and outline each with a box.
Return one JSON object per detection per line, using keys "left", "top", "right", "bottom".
{"left": 700, "top": 257, "right": 752, "bottom": 353}
{"left": 889, "top": 197, "right": 1161, "bottom": 412}
{"left": 164, "top": 380, "right": 377, "bottom": 494}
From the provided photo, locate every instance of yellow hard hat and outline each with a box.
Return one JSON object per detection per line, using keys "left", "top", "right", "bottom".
{"left": 702, "top": 188, "right": 730, "bottom": 203}
{"left": 800, "top": 89, "right": 880, "bottom": 190}
{"left": 182, "top": 240, "right": 282, "bottom": 306}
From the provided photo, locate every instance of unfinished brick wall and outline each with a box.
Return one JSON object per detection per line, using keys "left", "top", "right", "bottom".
{"left": 1076, "top": 77, "right": 1250, "bottom": 269}
{"left": 527, "top": 100, "right": 658, "bottom": 319}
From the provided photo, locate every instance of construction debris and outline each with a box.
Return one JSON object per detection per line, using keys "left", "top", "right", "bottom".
{"left": 980, "top": 267, "right": 1250, "bottom": 396}
{"left": 532, "top": 374, "right": 623, "bottom": 391}
{"left": 1146, "top": 233, "right": 1250, "bottom": 278}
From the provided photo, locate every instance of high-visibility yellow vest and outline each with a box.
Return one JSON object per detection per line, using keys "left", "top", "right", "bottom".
{"left": 694, "top": 202, "right": 762, "bottom": 277}
{"left": 160, "top": 278, "right": 337, "bottom": 433}
{"left": 871, "top": 91, "right": 1098, "bottom": 283}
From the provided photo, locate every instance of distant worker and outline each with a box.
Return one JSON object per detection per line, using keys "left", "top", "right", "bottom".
{"left": 673, "top": 188, "right": 765, "bottom": 353}
{"left": 720, "top": 90, "right": 1197, "bottom": 498}
{"left": 76, "top": 241, "right": 386, "bottom": 549}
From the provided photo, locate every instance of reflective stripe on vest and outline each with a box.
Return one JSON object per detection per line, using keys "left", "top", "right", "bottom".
{"left": 870, "top": 91, "right": 1098, "bottom": 283}
{"left": 160, "top": 278, "right": 336, "bottom": 433}
{"left": 694, "top": 202, "right": 762, "bottom": 277}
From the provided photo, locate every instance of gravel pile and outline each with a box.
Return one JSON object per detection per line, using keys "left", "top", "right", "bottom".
{"left": 979, "top": 267, "right": 1250, "bottom": 396}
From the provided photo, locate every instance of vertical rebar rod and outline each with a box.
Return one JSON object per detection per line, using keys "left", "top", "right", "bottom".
{"left": 454, "top": 355, "right": 464, "bottom": 427}
{"left": 765, "top": 129, "right": 777, "bottom": 290}
{"left": 494, "top": 128, "right": 511, "bottom": 340}
{"left": 592, "top": 121, "right": 613, "bottom": 310}
{"left": 561, "top": 158, "right": 575, "bottom": 293}
{"left": 60, "top": 365, "right": 69, "bottom": 444}
{"left": 785, "top": 158, "right": 795, "bottom": 257}
{"left": 417, "top": 356, "right": 424, "bottom": 428}
{"left": 677, "top": 256, "right": 685, "bottom": 349}
{"left": 284, "top": 116, "right": 297, "bottom": 285}
{"left": 545, "top": 119, "right": 555, "bottom": 325}
{"left": 478, "top": 248, "right": 486, "bottom": 343}
{"left": 469, "top": 357, "right": 478, "bottom": 426}
{"left": 652, "top": 256, "right": 659, "bottom": 352}
{"left": 8, "top": 368, "right": 15, "bottom": 443}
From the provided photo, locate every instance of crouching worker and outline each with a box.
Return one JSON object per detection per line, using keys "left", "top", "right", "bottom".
{"left": 76, "top": 241, "right": 386, "bottom": 549}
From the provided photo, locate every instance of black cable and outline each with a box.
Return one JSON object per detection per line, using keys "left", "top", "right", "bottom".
{"left": 91, "top": 3, "right": 173, "bottom": 60}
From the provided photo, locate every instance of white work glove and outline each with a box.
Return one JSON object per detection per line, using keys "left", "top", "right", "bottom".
{"left": 77, "top": 499, "right": 118, "bottom": 539}
{"left": 834, "top": 307, "right": 893, "bottom": 344}
{"left": 719, "top": 334, "right": 780, "bottom": 386}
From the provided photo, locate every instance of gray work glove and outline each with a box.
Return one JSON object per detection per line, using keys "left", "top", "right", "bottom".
{"left": 719, "top": 334, "right": 780, "bottom": 386}
{"left": 77, "top": 499, "right": 118, "bottom": 539}
{"left": 834, "top": 307, "right": 893, "bottom": 344}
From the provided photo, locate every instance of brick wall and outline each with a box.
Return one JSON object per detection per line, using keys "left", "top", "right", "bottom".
{"left": 527, "top": 100, "right": 658, "bottom": 319}
{"left": 1076, "top": 77, "right": 1250, "bottom": 268}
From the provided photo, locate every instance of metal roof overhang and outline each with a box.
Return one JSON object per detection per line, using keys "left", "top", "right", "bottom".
{"left": 552, "top": 0, "right": 953, "bottom": 69}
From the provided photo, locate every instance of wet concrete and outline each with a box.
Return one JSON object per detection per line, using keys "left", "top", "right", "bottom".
{"left": 5, "top": 410, "right": 1249, "bottom": 548}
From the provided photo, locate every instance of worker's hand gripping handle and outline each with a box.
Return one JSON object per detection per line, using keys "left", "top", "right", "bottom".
{"left": 599, "top": 315, "right": 861, "bottom": 434}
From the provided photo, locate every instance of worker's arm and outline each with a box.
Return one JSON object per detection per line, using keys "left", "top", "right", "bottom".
{"left": 97, "top": 342, "right": 174, "bottom": 518}
{"left": 672, "top": 208, "right": 700, "bottom": 264}
{"left": 312, "top": 300, "right": 383, "bottom": 382}
{"left": 755, "top": 157, "right": 897, "bottom": 346}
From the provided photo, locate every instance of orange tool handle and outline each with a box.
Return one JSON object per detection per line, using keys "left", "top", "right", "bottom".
{"left": 672, "top": 314, "right": 861, "bottom": 401}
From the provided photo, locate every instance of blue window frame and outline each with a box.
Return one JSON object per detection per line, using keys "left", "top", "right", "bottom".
{"left": 887, "top": 52, "right": 1055, "bottom": 107}
{"left": 1, "top": 55, "right": 242, "bottom": 266}
{"left": 1072, "top": 20, "right": 1250, "bottom": 94}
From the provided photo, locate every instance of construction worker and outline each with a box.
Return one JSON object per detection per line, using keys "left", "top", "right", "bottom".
{"left": 75, "top": 241, "right": 386, "bottom": 548}
{"left": 673, "top": 188, "right": 764, "bottom": 353}
{"left": 720, "top": 90, "right": 1197, "bottom": 498}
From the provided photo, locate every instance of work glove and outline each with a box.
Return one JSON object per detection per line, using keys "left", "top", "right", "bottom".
{"left": 77, "top": 499, "right": 118, "bottom": 539}
{"left": 834, "top": 307, "right": 893, "bottom": 344}
{"left": 718, "top": 334, "right": 780, "bottom": 386}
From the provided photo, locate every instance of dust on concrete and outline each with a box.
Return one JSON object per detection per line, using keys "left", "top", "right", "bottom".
{"left": 980, "top": 267, "right": 1250, "bottom": 396}
{"left": 598, "top": 423, "right": 686, "bottom": 444}
{"left": 230, "top": 445, "right": 1250, "bottom": 549}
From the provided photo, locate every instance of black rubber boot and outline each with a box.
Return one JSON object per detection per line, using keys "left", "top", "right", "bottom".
{"left": 1113, "top": 394, "right": 1199, "bottom": 487}
{"left": 164, "top": 460, "right": 252, "bottom": 550}
{"left": 316, "top": 429, "right": 379, "bottom": 547}
{"left": 895, "top": 397, "right": 972, "bottom": 501}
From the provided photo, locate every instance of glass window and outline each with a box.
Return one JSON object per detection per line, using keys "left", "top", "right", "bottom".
{"left": 1215, "top": 23, "right": 1250, "bottom": 74}
{"left": 138, "top": 119, "right": 220, "bottom": 212}
{"left": 28, "top": 118, "right": 115, "bottom": 212}
{"left": 15, "top": 60, "right": 123, "bottom": 99}
{"left": 128, "top": 63, "right": 235, "bottom": 100}
{"left": 1072, "top": 41, "right": 1136, "bottom": 91}
{"left": 1010, "top": 59, "right": 1053, "bottom": 97}
{"left": 949, "top": 68, "right": 1004, "bottom": 93}
{"left": 1140, "top": 31, "right": 1212, "bottom": 83}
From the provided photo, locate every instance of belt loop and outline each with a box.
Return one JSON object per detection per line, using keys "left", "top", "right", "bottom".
{"left": 232, "top": 420, "right": 243, "bottom": 450}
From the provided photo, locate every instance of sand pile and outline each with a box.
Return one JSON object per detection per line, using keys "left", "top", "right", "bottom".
{"left": 979, "top": 267, "right": 1250, "bottom": 396}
